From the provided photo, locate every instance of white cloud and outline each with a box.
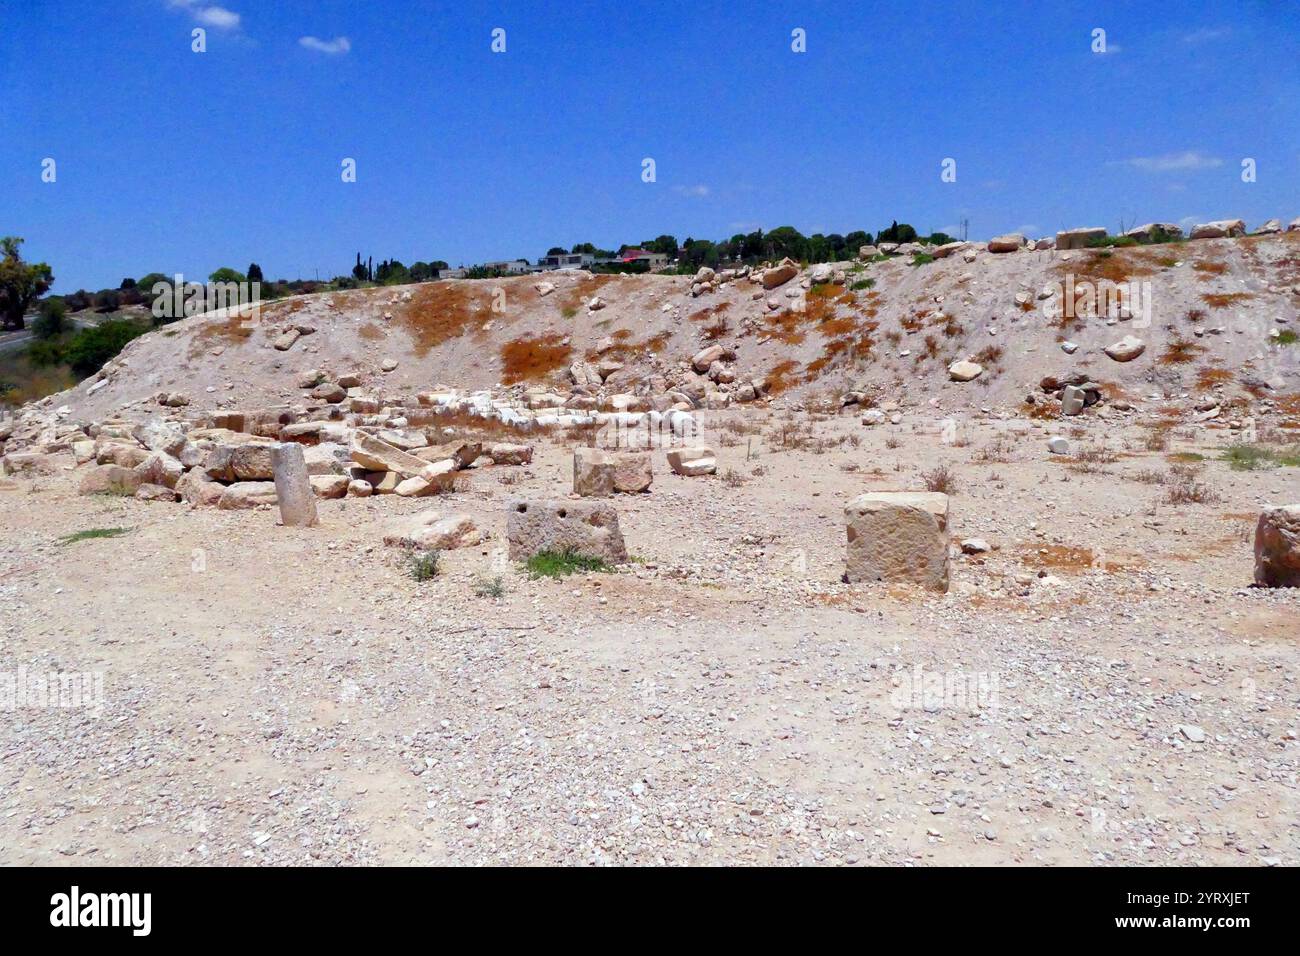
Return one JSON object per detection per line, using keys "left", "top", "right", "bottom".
{"left": 167, "top": 1, "right": 241, "bottom": 30}
{"left": 1182, "top": 27, "right": 1229, "bottom": 45}
{"left": 299, "top": 36, "right": 352, "bottom": 55}
{"left": 1113, "top": 150, "right": 1223, "bottom": 172}
{"left": 672, "top": 184, "right": 710, "bottom": 198}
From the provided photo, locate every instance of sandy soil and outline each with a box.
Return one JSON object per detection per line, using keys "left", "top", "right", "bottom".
{"left": 2, "top": 410, "right": 1296, "bottom": 865}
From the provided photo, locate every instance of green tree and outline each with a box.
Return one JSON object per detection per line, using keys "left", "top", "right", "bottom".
{"left": 63, "top": 320, "right": 147, "bottom": 376}
{"left": 0, "top": 237, "right": 54, "bottom": 330}
{"left": 876, "top": 221, "right": 918, "bottom": 244}
{"left": 247, "top": 263, "right": 264, "bottom": 283}
{"left": 32, "top": 298, "right": 67, "bottom": 340}
{"left": 208, "top": 267, "right": 246, "bottom": 284}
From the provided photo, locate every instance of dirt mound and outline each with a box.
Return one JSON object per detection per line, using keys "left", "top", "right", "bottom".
{"left": 34, "top": 232, "right": 1300, "bottom": 422}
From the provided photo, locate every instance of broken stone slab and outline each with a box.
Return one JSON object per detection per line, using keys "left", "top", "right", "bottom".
{"left": 135, "top": 483, "right": 179, "bottom": 502}
{"left": 309, "top": 474, "right": 350, "bottom": 499}
{"left": 506, "top": 498, "right": 628, "bottom": 564}
{"left": 273, "top": 328, "right": 302, "bottom": 351}
{"left": 948, "top": 360, "right": 983, "bottom": 382}
{"left": 350, "top": 431, "right": 431, "bottom": 478}
{"left": 666, "top": 446, "right": 717, "bottom": 476}
{"left": 394, "top": 459, "right": 458, "bottom": 497}
{"left": 844, "top": 491, "right": 950, "bottom": 591}
{"left": 1254, "top": 505, "right": 1300, "bottom": 587}
{"left": 383, "top": 511, "right": 484, "bottom": 550}
{"left": 271, "top": 443, "right": 318, "bottom": 527}
{"left": 1104, "top": 335, "right": 1146, "bottom": 362}
{"left": 413, "top": 440, "right": 481, "bottom": 469}
{"left": 487, "top": 443, "right": 533, "bottom": 465}
{"left": 217, "top": 481, "right": 278, "bottom": 509}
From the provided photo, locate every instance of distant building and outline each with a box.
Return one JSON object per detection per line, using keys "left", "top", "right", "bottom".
{"left": 436, "top": 266, "right": 467, "bottom": 279}
{"left": 482, "top": 259, "right": 536, "bottom": 275}
{"left": 618, "top": 249, "right": 669, "bottom": 269}
{"left": 537, "top": 252, "right": 596, "bottom": 271}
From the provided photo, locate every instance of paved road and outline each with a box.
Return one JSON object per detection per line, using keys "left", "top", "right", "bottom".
{"left": 0, "top": 329, "right": 34, "bottom": 355}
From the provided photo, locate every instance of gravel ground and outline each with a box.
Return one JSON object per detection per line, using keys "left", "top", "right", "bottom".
{"left": 1, "top": 411, "right": 1297, "bottom": 865}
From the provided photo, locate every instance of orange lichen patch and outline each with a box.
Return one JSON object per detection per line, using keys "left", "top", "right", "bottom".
{"left": 855, "top": 290, "right": 882, "bottom": 319}
{"left": 1053, "top": 248, "right": 1159, "bottom": 285}
{"left": 1192, "top": 260, "right": 1229, "bottom": 276}
{"left": 687, "top": 301, "right": 731, "bottom": 322}
{"left": 1195, "top": 366, "right": 1233, "bottom": 390}
{"left": 815, "top": 314, "right": 857, "bottom": 338}
{"left": 499, "top": 332, "right": 573, "bottom": 385}
{"left": 412, "top": 405, "right": 558, "bottom": 440}
{"left": 1018, "top": 544, "right": 1120, "bottom": 573}
{"left": 398, "top": 281, "right": 494, "bottom": 357}
{"left": 1159, "top": 338, "right": 1205, "bottom": 365}
{"left": 358, "top": 322, "right": 385, "bottom": 341}
{"left": 900, "top": 313, "right": 925, "bottom": 333}
{"left": 1201, "top": 292, "right": 1253, "bottom": 308}
{"left": 189, "top": 307, "right": 262, "bottom": 355}
{"left": 764, "top": 311, "right": 807, "bottom": 346}
{"left": 1273, "top": 393, "right": 1300, "bottom": 417}
{"left": 763, "top": 359, "right": 800, "bottom": 395}
{"left": 973, "top": 344, "right": 1004, "bottom": 366}
{"left": 701, "top": 317, "right": 729, "bottom": 340}
{"left": 1020, "top": 400, "right": 1056, "bottom": 421}
{"left": 611, "top": 328, "right": 634, "bottom": 341}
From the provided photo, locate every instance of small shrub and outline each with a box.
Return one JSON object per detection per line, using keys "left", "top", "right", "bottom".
{"left": 851, "top": 278, "right": 875, "bottom": 291}
{"left": 406, "top": 549, "right": 441, "bottom": 582}
{"left": 473, "top": 574, "right": 506, "bottom": 598}
{"left": 1222, "top": 443, "right": 1300, "bottom": 470}
{"left": 909, "top": 253, "right": 935, "bottom": 267}
{"left": 525, "top": 550, "right": 613, "bottom": 579}
{"left": 921, "top": 463, "right": 957, "bottom": 494}
{"left": 1278, "top": 329, "right": 1298, "bottom": 346}
{"left": 58, "top": 527, "right": 130, "bottom": 545}
{"left": 721, "top": 468, "right": 749, "bottom": 487}
{"left": 1164, "top": 466, "right": 1221, "bottom": 504}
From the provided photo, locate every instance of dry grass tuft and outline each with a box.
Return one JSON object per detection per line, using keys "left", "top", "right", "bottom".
{"left": 499, "top": 333, "right": 573, "bottom": 385}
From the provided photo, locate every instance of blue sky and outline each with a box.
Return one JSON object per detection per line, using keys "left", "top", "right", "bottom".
{"left": 2, "top": 0, "right": 1298, "bottom": 292}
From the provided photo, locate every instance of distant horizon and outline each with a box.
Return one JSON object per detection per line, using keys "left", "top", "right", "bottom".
{"left": 4, "top": 0, "right": 1297, "bottom": 292}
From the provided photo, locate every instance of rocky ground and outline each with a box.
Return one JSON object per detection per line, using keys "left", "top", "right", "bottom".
{"left": 2, "top": 409, "right": 1296, "bottom": 866}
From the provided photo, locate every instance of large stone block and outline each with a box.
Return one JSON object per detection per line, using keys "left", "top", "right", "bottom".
{"left": 1255, "top": 505, "right": 1300, "bottom": 587}
{"left": 573, "top": 447, "right": 615, "bottom": 497}
{"left": 844, "top": 491, "right": 950, "bottom": 591}
{"left": 506, "top": 499, "right": 628, "bottom": 564}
